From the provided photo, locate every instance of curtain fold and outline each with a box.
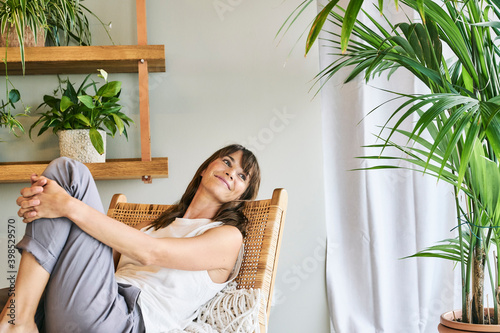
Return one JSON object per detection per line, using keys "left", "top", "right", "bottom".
{"left": 319, "top": 1, "right": 460, "bottom": 331}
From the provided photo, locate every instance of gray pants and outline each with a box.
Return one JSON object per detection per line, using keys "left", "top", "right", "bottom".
{"left": 15, "top": 157, "right": 145, "bottom": 333}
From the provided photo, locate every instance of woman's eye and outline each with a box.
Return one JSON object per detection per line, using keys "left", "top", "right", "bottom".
{"left": 223, "top": 159, "right": 231, "bottom": 166}
{"left": 239, "top": 174, "right": 247, "bottom": 181}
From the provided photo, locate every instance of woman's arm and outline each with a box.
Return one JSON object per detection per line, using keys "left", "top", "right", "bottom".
{"left": 113, "top": 220, "right": 151, "bottom": 269}
{"left": 17, "top": 176, "right": 242, "bottom": 273}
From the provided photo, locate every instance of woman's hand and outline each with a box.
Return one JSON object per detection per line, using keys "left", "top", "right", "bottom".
{"left": 16, "top": 174, "right": 72, "bottom": 223}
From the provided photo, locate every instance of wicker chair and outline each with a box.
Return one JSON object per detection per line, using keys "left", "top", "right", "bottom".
{"left": 107, "top": 188, "right": 288, "bottom": 332}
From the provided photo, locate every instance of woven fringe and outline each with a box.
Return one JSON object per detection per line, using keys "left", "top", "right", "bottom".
{"left": 167, "top": 282, "right": 260, "bottom": 333}
{"left": 197, "top": 283, "right": 261, "bottom": 332}
{"left": 170, "top": 321, "right": 218, "bottom": 333}
{"left": 167, "top": 282, "right": 261, "bottom": 333}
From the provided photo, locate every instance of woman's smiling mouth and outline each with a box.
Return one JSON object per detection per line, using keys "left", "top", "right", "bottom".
{"left": 215, "top": 175, "right": 230, "bottom": 190}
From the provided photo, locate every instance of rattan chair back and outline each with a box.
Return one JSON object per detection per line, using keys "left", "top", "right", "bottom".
{"left": 107, "top": 188, "right": 287, "bottom": 332}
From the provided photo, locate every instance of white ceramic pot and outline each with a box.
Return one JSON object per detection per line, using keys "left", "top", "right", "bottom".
{"left": 58, "top": 129, "right": 106, "bottom": 163}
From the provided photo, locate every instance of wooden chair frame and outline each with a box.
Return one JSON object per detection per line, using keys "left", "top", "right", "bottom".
{"left": 107, "top": 188, "right": 288, "bottom": 332}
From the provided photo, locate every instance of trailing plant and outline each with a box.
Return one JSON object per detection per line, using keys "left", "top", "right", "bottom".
{"left": 0, "top": 0, "right": 47, "bottom": 72}
{"left": 45, "top": 0, "right": 113, "bottom": 47}
{"left": 0, "top": 87, "right": 26, "bottom": 137}
{"left": 0, "top": 0, "right": 113, "bottom": 73}
{"left": 283, "top": 0, "right": 500, "bottom": 325}
{"left": 0, "top": 60, "right": 29, "bottom": 138}
{"left": 30, "top": 69, "right": 133, "bottom": 154}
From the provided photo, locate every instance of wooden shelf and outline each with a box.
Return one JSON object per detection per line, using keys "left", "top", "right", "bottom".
{"left": 0, "top": 45, "right": 166, "bottom": 75}
{"left": 0, "top": 158, "right": 168, "bottom": 183}
{"left": 0, "top": 1, "right": 168, "bottom": 184}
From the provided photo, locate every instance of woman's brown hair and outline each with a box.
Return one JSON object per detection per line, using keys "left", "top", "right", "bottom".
{"left": 148, "top": 144, "right": 261, "bottom": 236}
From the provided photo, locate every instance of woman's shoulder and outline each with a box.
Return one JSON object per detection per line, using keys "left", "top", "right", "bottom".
{"left": 202, "top": 224, "right": 243, "bottom": 244}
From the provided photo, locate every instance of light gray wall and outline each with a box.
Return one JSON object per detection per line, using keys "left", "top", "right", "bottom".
{"left": 0, "top": 1, "right": 329, "bottom": 332}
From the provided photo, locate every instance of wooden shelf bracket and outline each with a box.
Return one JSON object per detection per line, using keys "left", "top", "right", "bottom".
{"left": 137, "top": 0, "right": 153, "bottom": 183}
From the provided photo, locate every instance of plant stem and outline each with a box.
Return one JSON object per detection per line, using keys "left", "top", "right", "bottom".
{"left": 455, "top": 188, "right": 470, "bottom": 322}
{"left": 495, "top": 244, "right": 500, "bottom": 323}
{"left": 472, "top": 239, "right": 486, "bottom": 324}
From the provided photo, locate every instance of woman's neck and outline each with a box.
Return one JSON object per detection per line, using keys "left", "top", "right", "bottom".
{"left": 183, "top": 190, "right": 221, "bottom": 219}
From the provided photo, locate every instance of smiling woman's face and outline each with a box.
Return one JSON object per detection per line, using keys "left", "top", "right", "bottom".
{"left": 199, "top": 150, "right": 250, "bottom": 204}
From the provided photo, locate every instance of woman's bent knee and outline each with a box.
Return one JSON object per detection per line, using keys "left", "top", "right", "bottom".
{"left": 42, "top": 158, "right": 102, "bottom": 212}
{"left": 43, "top": 157, "right": 91, "bottom": 187}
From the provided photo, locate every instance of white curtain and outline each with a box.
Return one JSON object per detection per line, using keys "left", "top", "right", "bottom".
{"left": 319, "top": 1, "right": 461, "bottom": 332}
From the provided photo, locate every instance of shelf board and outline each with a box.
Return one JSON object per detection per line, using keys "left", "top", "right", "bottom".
{"left": 0, "top": 45, "right": 166, "bottom": 75}
{"left": 0, "top": 158, "right": 168, "bottom": 183}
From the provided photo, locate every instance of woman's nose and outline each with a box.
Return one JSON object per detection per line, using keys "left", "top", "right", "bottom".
{"left": 226, "top": 171, "right": 233, "bottom": 180}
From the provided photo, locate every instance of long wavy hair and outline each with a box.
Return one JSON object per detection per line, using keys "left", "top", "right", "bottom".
{"left": 148, "top": 144, "right": 261, "bottom": 236}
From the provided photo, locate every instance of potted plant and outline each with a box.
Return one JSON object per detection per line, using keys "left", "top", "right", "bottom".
{"left": 29, "top": 69, "right": 134, "bottom": 163}
{"left": 0, "top": 0, "right": 47, "bottom": 72}
{"left": 284, "top": 0, "right": 500, "bottom": 330}
{"left": 0, "top": 0, "right": 112, "bottom": 73}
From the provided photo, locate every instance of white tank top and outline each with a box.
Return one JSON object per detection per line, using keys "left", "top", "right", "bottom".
{"left": 115, "top": 218, "right": 243, "bottom": 332}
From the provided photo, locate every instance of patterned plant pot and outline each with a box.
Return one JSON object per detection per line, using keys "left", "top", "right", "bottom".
{"left": 58, "top": 129, "right": 106, "bottom": 163}
{"left": 438, "top": 309, "right": 500, "bottom": 332}
{"left": 0, "top": 25, "right": 45, "bottom": 47}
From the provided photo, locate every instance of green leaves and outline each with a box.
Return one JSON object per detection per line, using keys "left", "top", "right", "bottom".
{"left": 97, "top": 81, "right": 121, "bottom": 98}
{"left": 30, "top": 70, "right": 134, "bottom": 154}
{"left": 283, "top": 0, "right": 500, "bottom": 323}
{"left": 469, "top": 141, "right": 500, "bottom": 228}
{"left": 74, "top": 113, "right": 90, "bottom": 127}
{"left": 303, "top": 0, "right": 380, "bottom": 55}
{"left": 89, "top": 128, "right": 104, "bottom": 155}
{"left": 44, "top": 0, "right": 113, "bottom": 47}
{"left": 341, "top": 0, "right": 364, "bottom": 53}
{"left": 8, "top": 89, "right": 20, "bottom": 104}
{"left": 306, "top": 0, "right": 339, "bottom": 56}
{"left": 77, "top": 95, "right": 94, "bottom": 109}
{"left": 403, "top": 237, "right": 468, "bottom": 263}
{"left": 0, "top": 0, "right": 48, "bottom": 73}
{"left": 60, "top": 95, "right": 74, "bottom": 111}
{"left": 0, "top": 88, "right": 27, "bottom": 136}
{"left": 308, "top": 0, "right": 500, "bottom": 201}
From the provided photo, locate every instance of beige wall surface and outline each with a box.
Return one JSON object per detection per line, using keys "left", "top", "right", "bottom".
{"left": 0, "top": 1, "right": 329, "bottom": 332}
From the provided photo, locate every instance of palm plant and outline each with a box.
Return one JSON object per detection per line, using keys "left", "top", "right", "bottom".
{"left": 283, "top": 0, "right": 500, "bottom": 325}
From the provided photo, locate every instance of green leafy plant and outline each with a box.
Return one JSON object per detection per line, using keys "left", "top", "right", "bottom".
{"left": 0, "top": 61, "right": 29, "bottom": 138}
{"left": 0, "top": 87, "right": 26, "bottom": 137}
{"left": 0, "top": 0, "right": 113, "bottom": 73}
{"left": 45, "top": 0, "right": 113, "bottom": 47}
{"left": 283, "top": 0, "right": 500, "bottom": 325}
{"left": 30, "top": 69, "right": 133, "bottom": 154}
{"left": 0, "top": 0, "right": 48, "bottom": 72}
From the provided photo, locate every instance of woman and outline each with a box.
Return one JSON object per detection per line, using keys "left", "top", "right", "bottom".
{"left": 0, "top": 144, "right": 260, "bottom": 333}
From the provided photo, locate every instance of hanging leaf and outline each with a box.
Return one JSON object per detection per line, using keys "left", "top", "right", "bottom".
{"left": 8, "top": 89, "right": 21, "bottom": 104}
{"left": 305, "top": 0, "right": 339, "bottom": 56}
{"left": 89, "top": 128, "right": 104, "bottom": 155}
{"left": 340, "top": 0, "right": 364, "bottom": 53}
{"left": 111, "top": 113, "right": 124, "bottom": 135}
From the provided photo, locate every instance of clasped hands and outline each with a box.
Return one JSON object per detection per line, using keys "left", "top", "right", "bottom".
{"left": 17, "top": 174, "right": 70, "bottom": 223}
